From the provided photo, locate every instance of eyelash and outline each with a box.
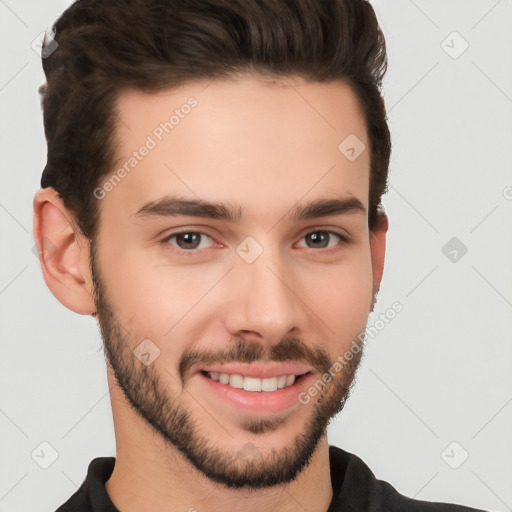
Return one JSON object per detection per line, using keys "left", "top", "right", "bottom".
{"left": 160, "top": 229, "right": 350, "bottom": 256}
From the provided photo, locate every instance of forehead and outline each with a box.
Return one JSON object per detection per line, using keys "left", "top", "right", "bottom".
{"left": 104, "top": 75, "right": 370, "bottom": 225}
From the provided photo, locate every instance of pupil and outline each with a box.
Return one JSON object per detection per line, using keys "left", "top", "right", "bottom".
{"left": 308, "top": 232, "right": 328, "bottom": 248}
{"left": 178, "top": 233, "right": 200, "bottom": 249}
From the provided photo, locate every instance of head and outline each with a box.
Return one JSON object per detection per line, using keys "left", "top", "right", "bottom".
{"left": 34, "top": 0, "right": 390, "bottom": 490}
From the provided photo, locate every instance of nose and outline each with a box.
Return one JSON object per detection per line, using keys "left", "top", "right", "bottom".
{"left": 223, "top": 246, "right": 307, "bottom": 347}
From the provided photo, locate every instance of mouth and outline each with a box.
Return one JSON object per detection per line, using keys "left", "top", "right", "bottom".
{"left": 200, "top": 370, "right": 311, "bottom": 392}
{"left": 197, "top": 368, "right": 316, "bottom": 415}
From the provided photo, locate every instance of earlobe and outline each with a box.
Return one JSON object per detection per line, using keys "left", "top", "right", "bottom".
{"left": 33, "top": 187, "right": 96, "bottom": 315}
{"left": 370, "top": 212, "right": 388, "bottom": 297}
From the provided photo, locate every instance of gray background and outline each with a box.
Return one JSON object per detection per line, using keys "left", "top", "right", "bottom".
{"left": 1, "top": 0, "right": 511, "bottom": 510}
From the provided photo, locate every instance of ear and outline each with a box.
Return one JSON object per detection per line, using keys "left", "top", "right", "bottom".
{"left": 32, "top": 187, "right": 96, "bottom": 315}
{"left": 369, "top": 211, "right": 388, "bottom": 297}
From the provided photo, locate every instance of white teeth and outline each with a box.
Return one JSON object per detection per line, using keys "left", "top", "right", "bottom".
{"left": 229, "top": 374, "right": 244, "bottom": 389}
{"left": 206, "top": 372, "right": 300, "bottom": 392}
{"left": 261, "top": 377, "right": 278, "bottom": 392}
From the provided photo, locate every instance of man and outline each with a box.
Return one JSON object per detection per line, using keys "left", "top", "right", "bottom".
{"left": 32, "top": 0, "right": 486, "bottom": 510}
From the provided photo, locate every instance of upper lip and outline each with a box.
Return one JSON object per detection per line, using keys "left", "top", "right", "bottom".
{"left": 198, "top": 362, "right": 314, "bottom": 379}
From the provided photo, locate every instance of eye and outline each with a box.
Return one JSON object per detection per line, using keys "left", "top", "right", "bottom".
{"left": 163, "top": 231, "right": 215, "bottom": 254}
{"left": 296, "top": 230, "right": 348, "bottom": 250}
{"left": 161, "top": 229, "right": 349, "bottom": 256}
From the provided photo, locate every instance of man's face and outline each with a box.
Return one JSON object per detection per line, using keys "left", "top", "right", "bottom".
{"left": 91, "top": 75, "right": 381, "bottom": 489}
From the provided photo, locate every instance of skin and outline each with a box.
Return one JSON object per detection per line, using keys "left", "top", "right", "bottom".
{"left": 33, "top": 74, "right": 388, "bottom": 512}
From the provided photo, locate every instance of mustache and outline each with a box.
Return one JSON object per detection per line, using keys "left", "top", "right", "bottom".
{"left": 178, "top": 337, "right": 332, "bottom": 384}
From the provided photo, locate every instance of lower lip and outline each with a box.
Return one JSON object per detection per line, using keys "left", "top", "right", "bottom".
{"left": 198, "top": 372, "right": 314, "bottom": 415}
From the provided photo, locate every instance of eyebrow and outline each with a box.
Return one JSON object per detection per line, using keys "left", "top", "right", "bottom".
{"left": 134, "top": 195, "right": 366, "bottom": 223}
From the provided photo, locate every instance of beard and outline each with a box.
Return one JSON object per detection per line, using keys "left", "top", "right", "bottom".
{"left": 90, "top": 239, "right": 366, "bottom": 490}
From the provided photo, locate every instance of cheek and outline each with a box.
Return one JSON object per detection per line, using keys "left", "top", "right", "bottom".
{"left": 98, "top": 240, "right": 221, "bottom": 363}
{"left": 97, "top": 240, "right": 177, "bottom": 336}
{"left": 303, "top": 249, "right": 374, "bottom": 342}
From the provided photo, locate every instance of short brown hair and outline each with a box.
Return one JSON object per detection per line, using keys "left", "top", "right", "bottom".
{"left": 39, "top": 0, "right": 391, "bottom": 239}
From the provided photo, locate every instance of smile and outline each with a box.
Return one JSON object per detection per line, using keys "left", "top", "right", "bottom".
{"left": 202, "top": 371, "right": 309, "bottom": 392}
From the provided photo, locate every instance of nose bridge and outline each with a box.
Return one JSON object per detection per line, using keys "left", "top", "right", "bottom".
{"left": 224, "top": 242, "right": 304, "bottom": 343}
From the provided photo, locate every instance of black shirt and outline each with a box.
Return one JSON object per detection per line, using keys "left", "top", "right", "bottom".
{"left": 55, "top": 445, "right": 486, "bottom": 511}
